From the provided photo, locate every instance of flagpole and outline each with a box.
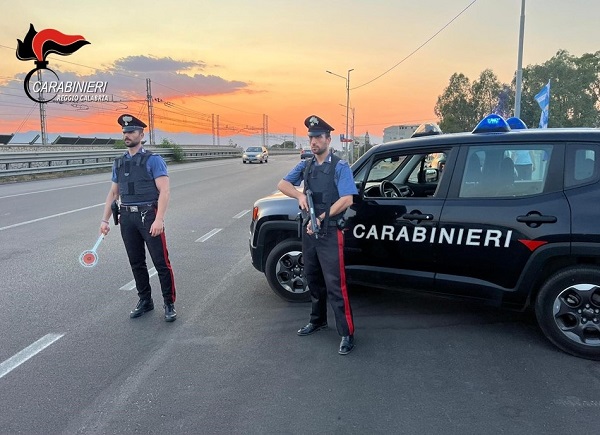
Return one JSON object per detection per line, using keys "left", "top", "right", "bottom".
{"left": 514, "top": 0, "right": 526, "bottom": 118}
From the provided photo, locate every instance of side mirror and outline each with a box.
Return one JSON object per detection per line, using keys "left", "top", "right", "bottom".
{"left": 421, "top": 168, "right": 439, "bottom": 183}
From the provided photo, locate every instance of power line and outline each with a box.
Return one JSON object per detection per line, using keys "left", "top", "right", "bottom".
{"left": 151, "top": 81, "right": 262, "bottom": 116}
{"left": 352, "top": 0, "right": 479, "bottom": 90}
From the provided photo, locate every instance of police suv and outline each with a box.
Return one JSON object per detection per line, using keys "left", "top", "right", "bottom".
{"left": 249, "top": 115, "right": 600, "bottom": 360}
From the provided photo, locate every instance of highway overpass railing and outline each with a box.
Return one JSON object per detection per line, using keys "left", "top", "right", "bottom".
{"left": 0, "top": 146, "right": 297, "bottom": 178}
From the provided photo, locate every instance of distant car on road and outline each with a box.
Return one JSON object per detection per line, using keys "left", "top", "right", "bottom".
{"left": 243, "top": 146, "right": 268, "bottom": 164}
{"left": 300, "top": 148, "right": 313, "bottom": 159}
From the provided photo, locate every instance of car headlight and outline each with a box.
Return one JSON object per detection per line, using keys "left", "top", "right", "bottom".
{"left": 243, "top": 154, "right": 247, "bottom": 158}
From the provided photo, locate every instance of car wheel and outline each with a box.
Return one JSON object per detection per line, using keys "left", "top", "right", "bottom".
{"left": 242, "top": 160, "right": 247, "bottom": 164}
{"left": 265, "top": 239, "right": 310, "bottom": 302}
{"left": 264, "top": 157, "right": 268, "bottom": 163}
{"left": 535, "top": 265, "right": 600, "bottom": 360}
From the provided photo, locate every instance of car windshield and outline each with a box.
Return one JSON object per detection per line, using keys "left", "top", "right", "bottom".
{"left": 247, "top": 147, "right": 261, "bottom": 152}
{"left": 367, "top": 156, "right": 408, "bottom": 182}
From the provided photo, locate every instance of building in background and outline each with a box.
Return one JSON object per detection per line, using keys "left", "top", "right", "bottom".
{"left": 383, "top": 124, "right": 419, "bottom": 143}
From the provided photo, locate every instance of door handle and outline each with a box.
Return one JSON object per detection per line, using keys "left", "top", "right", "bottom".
{"left": 401, "top": 212, "right": 434, "bottom": 222}
{"left": 517, "top": 213, "right": 557, "bottom": 227}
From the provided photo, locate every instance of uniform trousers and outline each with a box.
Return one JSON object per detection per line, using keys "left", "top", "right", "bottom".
{"left": 119, "top": 208, "right": 176, "bottom": 304}
{"left": 303, "top": 226, "right": 354, "bottom": 336}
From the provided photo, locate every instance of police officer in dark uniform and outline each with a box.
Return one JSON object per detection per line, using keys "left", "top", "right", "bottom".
{"left": 277, "top": 115, "right": 358, "bottom": 355}
{"left": 100, "top": 114, "right": 177, "bottom": 322}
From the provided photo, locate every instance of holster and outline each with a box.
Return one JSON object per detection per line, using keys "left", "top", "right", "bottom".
{"left": 111, "top": 200, "right": 120, "bottom": 225}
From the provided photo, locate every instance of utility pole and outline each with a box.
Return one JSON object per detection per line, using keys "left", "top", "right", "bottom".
{"left": 351, "top": 107, "right": 355, "bottom": 158}
{"left": 263, "top": 114, "right": 269, "bottom": 147}
{"left": 146, "top": 79, "right": 155, "bottom": 145}
{"left": 346, "top": 69, "right": 353, "bottom": 162}
{"left": 212, "top": 114, "right": 216, "bottom": 146}
{"left": 37, "top": 70, "right": 48, "bottom": 145}
{"left": 514, "top": 0, "right": 526, "bottom": 118}
{"left": 217, "top": 115, "right": 221, "bottom": 146}
{"left": 326, "top": 68, "right": 354, "bottom": 162}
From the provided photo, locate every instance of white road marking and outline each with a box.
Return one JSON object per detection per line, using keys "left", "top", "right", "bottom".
{"left": 232, "top": 210, "right": 250, "bottom": 219}
{"left": 0, "top": 181, "right": 110, "bottom": 200}
{"left": 0, "top": 160, "right": 234, "bottom": 200}
{"left": 0, "top": 333, "right": 64, "bottom": 379}
{"left": 0, "top": 203, "right": 104, "bottom": 231}
{"left": 120, "top": 267, "right": 157, "bottom": 290}
{"left": 195, "top": 228, "right": 222, "bottom": 242}
{"left": 169, "top": 161, "right": 234, "bottom": 173}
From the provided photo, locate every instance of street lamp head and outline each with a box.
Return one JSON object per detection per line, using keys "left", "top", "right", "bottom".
{"left": 326, "top": 70, "right": 346, "bottom": 81}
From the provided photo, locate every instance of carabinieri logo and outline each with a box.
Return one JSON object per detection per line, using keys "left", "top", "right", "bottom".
{"left": 16, "top": 24, "right": 92, "bottom": 103}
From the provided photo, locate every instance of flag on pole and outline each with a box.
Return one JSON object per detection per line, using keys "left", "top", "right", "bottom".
{"left": 534, "top": 80, "right": 551, "bottom": 128}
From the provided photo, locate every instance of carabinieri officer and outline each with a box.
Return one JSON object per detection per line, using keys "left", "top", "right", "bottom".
{"left": 100, "top": 114, "right": 177, "bottom": 322}
{"left": 277, "top": 115, "right": 358, "bottom": 355}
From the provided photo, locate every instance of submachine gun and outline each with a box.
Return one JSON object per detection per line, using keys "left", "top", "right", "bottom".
{"left": 304, "top": 189, "right": 320, "bottom": 239}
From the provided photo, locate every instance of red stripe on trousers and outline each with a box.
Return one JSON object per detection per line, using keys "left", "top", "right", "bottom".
{"left": 160, "top": 231, "right": 176, "bottom": 302}
{"left": 337, "top": 229, "right": 353, "bottom": 335}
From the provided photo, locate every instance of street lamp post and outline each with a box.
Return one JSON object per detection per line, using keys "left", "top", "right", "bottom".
{"left": 326, "top": 68, "right": 354, "bottom": 161}
{"left": 339, "top": 103, "right": 355, "bottom": 157}
{"left": 514, "top": 0, "right": 526, "bottom": 118}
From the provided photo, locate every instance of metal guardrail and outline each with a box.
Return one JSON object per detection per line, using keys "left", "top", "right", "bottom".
{"left": 0, "top": 147, "right": 299, "bottom": 178}
{"left": 0, "top": 147, "right": 239, "bottom": 177}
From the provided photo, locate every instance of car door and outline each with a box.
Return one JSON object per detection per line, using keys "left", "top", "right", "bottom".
{"left": 344, "top": 145, "right": 456, "bottom": 291}
{"left": 435, "top": 142, "right": 570, "bottom": 305}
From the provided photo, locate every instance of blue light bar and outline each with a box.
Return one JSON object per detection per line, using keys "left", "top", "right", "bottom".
{"left": 506, "top": 117, "right": 528, "bottom": 130}
{"left": 472, "top": 114, "right": 510, "bottom": 134}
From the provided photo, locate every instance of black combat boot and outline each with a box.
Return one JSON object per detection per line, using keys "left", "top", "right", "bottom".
{"left": 164, "top": 303, "right": 177, "bottom": 322}
{"left": 130, "top": 298, "right": 154, "bottom": 318}
{"left": 339, "top": 335, "right": 355, "bottom": 355}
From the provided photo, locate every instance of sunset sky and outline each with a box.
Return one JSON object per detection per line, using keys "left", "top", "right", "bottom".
{"left": 1, "top": 0, "right": 599, "bottom": 147}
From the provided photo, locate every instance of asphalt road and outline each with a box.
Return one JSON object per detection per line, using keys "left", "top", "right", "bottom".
{"left": 0, "top": 155, "right": 599, "bottom": 435}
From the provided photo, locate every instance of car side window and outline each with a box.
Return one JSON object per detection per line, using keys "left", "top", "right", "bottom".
{"left": 565, "top": 144, "right": 598, "bottom": 188}
{"left": 362, "top": 149, "right": 448, "bottom": 199}
{"left": 459, "top": 145, "right": 553, "bottom": 198}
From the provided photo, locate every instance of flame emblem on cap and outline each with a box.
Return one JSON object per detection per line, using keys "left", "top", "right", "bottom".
{"left": 309, "top": 116, "right": 319, "bottom": 127}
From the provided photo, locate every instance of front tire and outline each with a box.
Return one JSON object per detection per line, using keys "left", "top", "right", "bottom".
{"left": 265, "top": 239, "right": 310, "bottom": 302}
{"left": 535, "top": 265, "right": 600, "bottom": 360}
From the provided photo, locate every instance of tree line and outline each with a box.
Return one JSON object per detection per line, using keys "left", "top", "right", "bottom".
{"left": 434, "top": 50, "right": 600, "bottom": 132}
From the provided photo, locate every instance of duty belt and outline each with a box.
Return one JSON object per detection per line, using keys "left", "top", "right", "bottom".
{"left": 120, "top": 204, "right": 156, "bottom": 212}
{"left": 323, "top": 219, "right": 342, "bottom": 227}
